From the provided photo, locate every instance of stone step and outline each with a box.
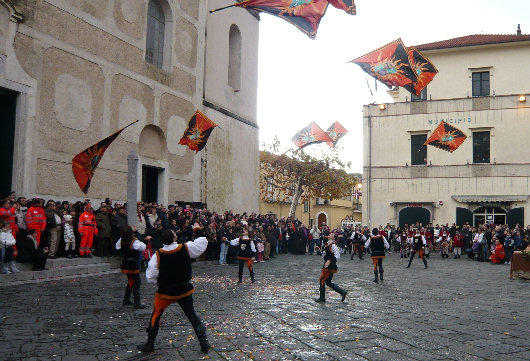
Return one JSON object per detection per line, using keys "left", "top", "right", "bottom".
{"left": 0, "top": 262, "right": 117, "bottom": 285}
{"left": 45, "top": 256, "right": 121, "bottom": 269}
{"left": 12, "top": 256, "right": 121, "bottom": 272}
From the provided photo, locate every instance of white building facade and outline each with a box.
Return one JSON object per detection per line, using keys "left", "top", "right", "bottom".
{"left": 0, "top": 0, "right": 259, "bottom": 213}
{"left": 363, "top": 30, "right": 530, "bottom": 228}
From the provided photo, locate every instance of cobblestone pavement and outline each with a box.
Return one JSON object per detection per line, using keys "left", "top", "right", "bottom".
{"left": 1, "top": 252, "right": 529, "bottom": 361}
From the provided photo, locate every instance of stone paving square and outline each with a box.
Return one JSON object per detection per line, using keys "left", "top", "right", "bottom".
{"left": 0, "top": 252, "right": 528, "bottom": 361}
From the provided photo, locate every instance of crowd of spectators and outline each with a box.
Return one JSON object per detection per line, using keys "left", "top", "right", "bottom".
{"left": 336, "top": 222, "right": 530, "bottom": 264}
{"left": 2, "top": 189, "right": 529, "bottom": 273}
{"left": 0, "top": 192, "right": 326, "bottom": 273}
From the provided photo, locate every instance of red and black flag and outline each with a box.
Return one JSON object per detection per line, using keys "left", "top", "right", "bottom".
{"left": 424, "top": 121, "right": 467, "bottom": 153}
{"left": 178, "top": 110, "right": 218, "bottom": 153}
{"left": 325, "top": 121, "right": 348, "bottom": 147}
{"left": 327, "top": 0, "right": 356, "bottom": 14}
{"left": 72, "top": 120, "right": 138, "bottom": 194}
{"left": 403, "top": 46, "right": 438, "bottom": 96}
{"left": 351, "top": 38, "right": 417, "bottom": 88}
{"left": 233, "top": 0, "right": 330, "bottom": 39}
{"left": 292, "top": 121, "right": 333, "bottom": 148}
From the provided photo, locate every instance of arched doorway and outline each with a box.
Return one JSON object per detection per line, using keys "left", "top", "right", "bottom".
{"left": 317, "top": 212, "right": 328, "bottom": 227}
{"left": 138, "top": 125, "right": 168, "bottom": 204}
{"left": 399, "top": 207, "right": 430, "bottom": 228}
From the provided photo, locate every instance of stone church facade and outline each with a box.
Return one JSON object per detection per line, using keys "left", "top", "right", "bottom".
{"left": 0, "top": 0, "right": 259, "bottom": 213}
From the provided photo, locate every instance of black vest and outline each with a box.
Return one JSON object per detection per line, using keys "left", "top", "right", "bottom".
{"left": 323, "top": 243, "right": 338, "bottom": 271}
{"left": 412, "top": 235, "right": 423, "bottom": 251}
{"left": 121, "top": 240, "right": 140, "bottom": 271}
{"left": 156, "top": 244, "right": 193, "bottom": 297}
{"left": 370, "top": 236, "right": 385, "bottom": 257}
{"left": 238, "top": 238, "right": 253, "bottom": 259}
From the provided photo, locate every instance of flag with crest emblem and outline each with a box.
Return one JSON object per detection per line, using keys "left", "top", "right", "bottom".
{"left": 351, "top": 39, "right": 417, "bottom": 88}
{"left": 424, "top": 121, "right": 467, "bottom": 153}
{"left": 292, "top": 121, "right": 333, "bottom": 148}
{"left": 325, "top": 121, "right": 348, "bottom": 147}
{"left": 179, "top": 110, "right": 218, "bottom": 153}
{"left": 234, "top": 0, "right": 329, "bottom": 39}
{"left": 403, "top": 46, "right": 438, "bottom": 96}
{"left": 72, "top": 120, "right": 138, "bottom": 194}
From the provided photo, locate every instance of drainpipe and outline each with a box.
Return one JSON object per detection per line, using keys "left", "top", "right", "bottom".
{"left": 367, "top": 115, "right": 372, "bottom": 229}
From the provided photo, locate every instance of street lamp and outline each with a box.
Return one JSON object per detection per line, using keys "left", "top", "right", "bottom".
{"left": 357, "top": 183, "right": 362, "bottom": 210}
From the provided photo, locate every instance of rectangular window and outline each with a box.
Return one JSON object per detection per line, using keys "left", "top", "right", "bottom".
{"left": 411, "top": 134, "right": 427, "bottom": 165}
{"left": 473, "top": 131, "right": 490, "bottom": 163}
{"left": 472, "top": 71, "right": 490, "bottom": 97}
{"left": 411, "top": 87, "right": 427, "bottom": 101}
{"left": 303, "top": 201, "right": 309, "bottom": 213}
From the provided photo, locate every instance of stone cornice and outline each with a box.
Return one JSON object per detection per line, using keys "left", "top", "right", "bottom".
{"left": 1, "top": 0, "right": 24, "bottom": 23}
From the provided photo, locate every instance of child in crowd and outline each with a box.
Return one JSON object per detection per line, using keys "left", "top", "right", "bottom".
{"left": 1, "top": 218, "right": 19, "bottom": 273}
{"left": 63, "top": 215, "right": 76, "bottom": 259}
{"left": 255, "top": 232, "right": 264, "bottom": 262}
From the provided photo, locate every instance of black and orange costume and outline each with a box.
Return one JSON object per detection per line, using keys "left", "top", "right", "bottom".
{"left": 364, "top": 228, "right": 390, "bottom": 283}
{"left": 138, "top": 230, "right": 210, "bottom": 354}
{"left": 314, "top": 238, "right": 347, "bottom": 303}
{"left": 350, "top": 231, "right": 364, "bottom": 260}
{"left": 230, "top": 236, "right": 256, "bottom": 283}
{"left": 116, "top": 235, "right": 147, "bottom": 308}
{"left": 407, "top": 232, "right": 428, "bottom": 269}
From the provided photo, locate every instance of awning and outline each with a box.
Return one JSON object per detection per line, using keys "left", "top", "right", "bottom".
{"left": 452, "top": 195, "right": 528, "bottom": 203}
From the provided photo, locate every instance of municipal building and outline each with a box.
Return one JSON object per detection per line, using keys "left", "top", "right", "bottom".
{"left": 362, "top": 28, "right": 530, "bottom": 228}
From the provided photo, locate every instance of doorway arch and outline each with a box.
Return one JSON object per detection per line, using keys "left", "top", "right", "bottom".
{"left": 399, "top": 207, "right": 430, "bottom": 228}
{"left": 316, "top": 212, "right": 328, "bottom": 228}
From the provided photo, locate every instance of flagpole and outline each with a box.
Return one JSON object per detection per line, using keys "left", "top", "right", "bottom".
{"left": 122, "top": 119, "right": 140, "bottom": 130}
{"left": 209, "top": 4, "right": 236, "bottom": 13}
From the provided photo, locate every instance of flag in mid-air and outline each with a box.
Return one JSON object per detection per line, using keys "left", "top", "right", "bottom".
{"left": 234, "top": 0, "right": 329, "bottom": 39}
{"left": 351, "top": 38, "right": 417, "bottom": 88}
{"left": 179, "top": 110, "right": 218, "bottom": 152}
{"left": 325, "top": 121, "right": 348, "bottom": 147}
{"left": 72, "top": 121, "right": 137, "bottom": 194}
{"left": 424, "top": 121, "right": 467, "bottom": 153}
{"left": 292, "top": 121, "right": 333, "bottom": 148}
{"left": 403, "top": 46, "right": 438, "bottom": 96}
{"left": 327, "top": 0, "right": 356, "bottom": 14}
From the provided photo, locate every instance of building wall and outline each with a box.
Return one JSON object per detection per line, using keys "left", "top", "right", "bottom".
{"left": 395, "top": 41, "right": 530, "bottom": 102}
{"left": 363, "top": 55, "right": 530, "bottom": 227}
{"left": 204, "top": 0, "right": 259, "bottom": 213}
{"left": 259, "top": 198, "right": 359, "bottom": 229}
{"left": 0, "top": 0, "right": 259, "bottom": 211}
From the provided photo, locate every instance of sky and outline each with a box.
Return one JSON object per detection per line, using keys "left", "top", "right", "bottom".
{"left": 256, "top": 0, "right": 530, "bottom": 173}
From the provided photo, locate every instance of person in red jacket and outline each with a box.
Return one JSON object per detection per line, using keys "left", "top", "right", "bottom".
{"left": 26, "top": 199, "right": 46, "bottom": 246}
{"left": 0, "top": 199, "right": 18, "bottom": 239}
{"left": 79, "top": 204, "right": 98, "bottom": 257}
{"left": 452, "top": 230, "right": 464, "bottom": 259}
{"left": 489, "top": 238, "right": 505, "bottom": 264}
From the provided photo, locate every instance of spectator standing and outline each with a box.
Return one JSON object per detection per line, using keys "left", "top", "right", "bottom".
{"left": 63, "top": 215, "right": 76, "bottom": 258}
{"left": 26, "top": 199, "right": 46, "bottom": 246}
{"left": 45, "top": 201, "right": 62, "bottom": 259}
{"left": 96, "top": 205, "right": 112, "bottom": 257}
{"left": 79, "top": 204, "right": 98, "bottom": 257}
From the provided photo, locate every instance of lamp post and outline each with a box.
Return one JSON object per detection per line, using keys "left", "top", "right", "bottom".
{"left": 355, "top": 183, "right": 363, "bottom": 211}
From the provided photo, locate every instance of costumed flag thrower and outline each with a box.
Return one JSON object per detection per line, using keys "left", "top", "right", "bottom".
{"left": 351, "top": 38, "right": 417, "bottom": 89}
{"left": 210, "top": 0, "right": 356, "bottom": 39}
{"left": 292, "top": 121, "right": 333, "bottom": 148}
{"left": 325, "top": 121, "right": 348, "bottom": 147}
{"left": 72, "top": 120, "right": 138, "bottom": 194}
{"left": 178, "top": 110, "right": 218, "bottom": 152}
{"left": 424, "top": 121, "right": 467, "bottom": 153}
